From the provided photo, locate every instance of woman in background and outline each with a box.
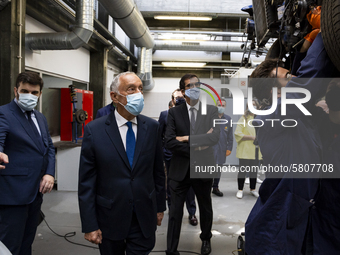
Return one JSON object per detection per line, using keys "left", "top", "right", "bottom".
{"left": 234, "top": 100, "right": 262, "bottom": 199}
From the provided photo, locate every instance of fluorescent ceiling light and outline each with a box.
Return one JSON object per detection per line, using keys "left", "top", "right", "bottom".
{"left": 154, "top": 15, "right": 212, "bottom": 21}
{"left": 162, "top": 62, "right": 207, "bottom": 67}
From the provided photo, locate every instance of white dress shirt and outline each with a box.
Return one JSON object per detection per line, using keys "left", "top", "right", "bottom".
{"left": 14, "top": 98, "right": 41, "bottom": 135}
{"left": 114, "top": 110, "right": 137, "bottom": 150}
{"left": 186, "top": 101, "right": 200, "bottom": 122}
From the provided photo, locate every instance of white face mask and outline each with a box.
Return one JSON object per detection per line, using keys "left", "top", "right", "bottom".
{"left": 117, "top": 92, "right": 144, "bottom": 116}
{"left": 17, "top": 93, "right": 39, "bottom": 111}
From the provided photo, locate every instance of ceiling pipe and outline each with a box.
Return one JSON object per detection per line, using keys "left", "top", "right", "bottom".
{"left": 98, "top": 0, "right": 154, "bottom": 48}
{"left": 151, "top": 30, "right": 246, "bottom": 37}
{"left": 98, "top": 0, "right": 154, "bottom": 90}
{"left": 26, "top": 0, "right": 94, "bottom": 50}
{"left": 154, "top": 40, "right": 245, "bottom": 52}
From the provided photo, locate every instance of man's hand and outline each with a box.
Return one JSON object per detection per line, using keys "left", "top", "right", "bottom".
{"left": 0, "top": 152, "right": 9, "bottom": 170}
{"left": 226, "top": 150, "right": 231, "bottom": 156}
{"left": 84, "top": 229, "right": 102, "bottom": 244}
{"left": 316, "top": 100, "right": 329, "bottom": 114}
{"left": 176, "top": 136, "right": 189, "bottom": 142}
{"left": 157, "top": 212, "right": 164, "bottom": 226}
{"left": 40, "top": 175, "right": 55, "bottom": 194}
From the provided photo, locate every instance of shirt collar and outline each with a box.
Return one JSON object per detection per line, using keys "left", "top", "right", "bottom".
{"left": 186, "top": 100, "right": 200, "bottom": 112}
{"left": 14, "top": 98, "right": 27, "bottom": 113}
{"left": 115, "top": 109, "right": 137, "bottom": 128}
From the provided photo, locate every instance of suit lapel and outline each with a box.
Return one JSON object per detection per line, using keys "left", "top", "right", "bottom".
{"left": 105, "top": 111, "right": 131, "bottom": 170}
{"left": 180, "top": 103, "right": 190, "bottom": 134}
{"left": 132, "top": 115, "right": 147, "bottom": 169}
{"left": 34, "top": 110, "right": 48, "bottom": 153}
{"left": 9, "top": 101, "right": 43, "bottom": 153}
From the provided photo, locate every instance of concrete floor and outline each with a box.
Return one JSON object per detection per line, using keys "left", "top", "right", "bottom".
{"left": 32, "top": 172, "right": 262, "bottom": 255}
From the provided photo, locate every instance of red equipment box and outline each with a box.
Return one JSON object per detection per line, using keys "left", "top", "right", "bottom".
{"left": 60, "top": 87, "right": 93, "bottom": 142}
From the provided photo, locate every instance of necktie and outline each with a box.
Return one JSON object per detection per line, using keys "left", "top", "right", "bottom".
{"left": 126, "top": 122, "right": 136, "bottom": 167}
{"left": 190, "top": 107, "right": 196, "bottom": 134}
{"left": 26, "top": 111, "right": 44, "bottom": 152}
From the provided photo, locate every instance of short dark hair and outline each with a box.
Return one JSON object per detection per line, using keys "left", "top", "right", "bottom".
{"left": 168, "top": 100, "right": 174, "bottom": 107}
{"left": 16, "top": 72, "right": 44, "bottom": 91}
{"left": 249, "top": 59, "right": 283, "bottom": 103}
{"left": 179, "top": 74, "right": 199, "bottom": 91}
{"left": 250, "top": 59, "right": 283, "bottom": 79}
{"left": 171, "top": 89, "right": 181, "bottom": 100}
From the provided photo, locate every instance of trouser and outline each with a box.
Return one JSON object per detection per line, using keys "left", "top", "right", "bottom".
{"left": 165, "top": 158, "right": 196, "bottom": 215}
{"left": 99, "top": 212, "right": 155, "bottom": 255}
{"left": 212, "top": 165, "right": 222, "bottom": 188}
{"left": 166, "top": 174, "right": 213, "bottom": 255}
{"left": 0, "top": 193, "right": 43, "bottom": 255}
{"left": 238, "top": 159, "right": 258, "bottom": 190}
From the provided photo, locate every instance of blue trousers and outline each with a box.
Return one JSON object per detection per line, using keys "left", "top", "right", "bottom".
{"left": 0, "top": 193, "right": 43, "bottom": 255}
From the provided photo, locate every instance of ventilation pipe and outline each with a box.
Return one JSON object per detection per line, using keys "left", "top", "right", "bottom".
{"left": 98, "top": 0, "right": 154, "bottom": 48}
{"left": 98, "top": 0, "right": 154, "bottom": 89}
{"left": 26, "top": 0, "right": 94, "bottom": 50}
{"left": 137, "top": 47, "right": 154, "bottom": 91}
{"left": 154, "top": 40, "right": 245, "bottom": 52}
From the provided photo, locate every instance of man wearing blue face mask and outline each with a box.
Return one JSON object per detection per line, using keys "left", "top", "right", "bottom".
{"left": 0, "top": 71, "right": 55, "bottom": 255}
{"left": 165, "top": 74, "right": 220, "bottom": 255}
{"left": 158, "top": 89, "right": 198, "bottom": 226}
{"left": 78, "top": 71, "right": 166, "bottom": 255}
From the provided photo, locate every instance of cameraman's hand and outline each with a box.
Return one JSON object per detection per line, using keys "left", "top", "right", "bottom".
{"left": 307, "top": 6, "right": 321, "bottom": 29}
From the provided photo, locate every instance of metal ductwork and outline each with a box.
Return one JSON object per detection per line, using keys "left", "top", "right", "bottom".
{"left": 137, "top": 47, "right": 154, "bottom": 91}
{"left": 98, "top": 0, "right": 154, "bottom": 48}
{"left": 154, "top": 40, "right": 245, "bottom": 52}
{"left": 26, "top": 0, "right": 94, "bottom": 50}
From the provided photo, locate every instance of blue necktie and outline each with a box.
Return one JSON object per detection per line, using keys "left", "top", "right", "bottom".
{"left": 26, "top": 111, "right": 44, "bottom": 152}
{"left": 126, "top": 122, "right": 136, "bottom": 167}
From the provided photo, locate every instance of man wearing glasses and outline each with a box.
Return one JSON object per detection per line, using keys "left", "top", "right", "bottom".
{"left": 165, "top": 74, "right": 219, "bottom": 255}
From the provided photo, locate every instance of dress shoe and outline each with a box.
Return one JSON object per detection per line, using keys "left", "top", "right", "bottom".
{"left": 188, "top": 214, "right": 198, "bottom": 226}
{"left": 212, "top": 187, "right": 223, "bottom": 197}
{"left": 201, "top": 240, "right": 211, "bottom": 255}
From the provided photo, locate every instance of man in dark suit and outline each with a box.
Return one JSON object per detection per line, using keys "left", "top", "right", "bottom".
{"left": 96, "top": 102, "right": 115, "bottom": 119}
{"left": 78, "top": 71, "right": 166, "bottom": 255}
{"left": 165, "top": 74, "right": 220, "bottom": 255}
{"left": 0, "top": 72, "right": 55, "bottom": 255}
{"left": 159, "top": 93, "right": 197, "bottom": 226}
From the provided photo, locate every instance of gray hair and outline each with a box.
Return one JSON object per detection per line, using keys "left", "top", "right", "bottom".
{"left": 110, "top": 71, "right": 137, "bottom": 93}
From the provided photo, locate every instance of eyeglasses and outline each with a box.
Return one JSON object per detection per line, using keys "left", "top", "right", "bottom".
{"left": 185, "top": 82, "right": 201, "bottom": 89}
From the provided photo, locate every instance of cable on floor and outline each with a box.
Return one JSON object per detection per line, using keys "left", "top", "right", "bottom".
{"left": 43, "top": 217, "right": 202, "bottom": 254}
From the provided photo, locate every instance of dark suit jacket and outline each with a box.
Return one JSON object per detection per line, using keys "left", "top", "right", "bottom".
{"left": 164, "top": 102, "right": 220, "bottom": 182}
{"left": 78, "top": 110, "right": 166, "bottom": 240}
{"left": 158, "top": 110, "right": 172, "bottom": 161}
{"left": 95, "top": 103, "right": 114, "bottom": 119}
{"left": 0, "top": 100, "right": 55, "bottom": 205}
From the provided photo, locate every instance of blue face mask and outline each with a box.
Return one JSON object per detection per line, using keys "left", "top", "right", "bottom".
{"left": 185, "top": 88, "right": 200, "bottom": 100}
{"left": 217, "top": 106, "right": 225, "bottom": 114}
{"left": 118, "top": 92, "right": 144, "bottom": 116}
{"left": 17, "top": 93, "right": 39, "bottom": 111}
{"left": 175, "top": 97, "right": 186, "bottom": 106}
